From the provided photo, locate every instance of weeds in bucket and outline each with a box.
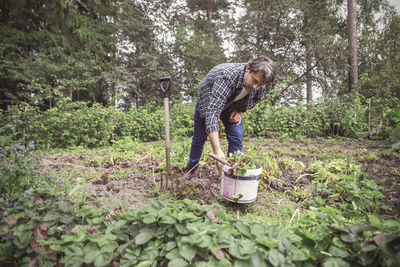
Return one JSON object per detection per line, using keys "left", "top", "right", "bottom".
{"left": 227, "top": 151, "right": 261, "bottom": 176}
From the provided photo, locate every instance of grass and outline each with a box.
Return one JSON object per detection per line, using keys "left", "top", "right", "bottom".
{"left": 37, "top": 136, "right": 399, "bottom": 225}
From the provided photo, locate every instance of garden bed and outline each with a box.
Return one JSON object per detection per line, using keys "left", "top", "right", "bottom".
{"left": 39, "top": 137, "right": 400, "bottom": 219}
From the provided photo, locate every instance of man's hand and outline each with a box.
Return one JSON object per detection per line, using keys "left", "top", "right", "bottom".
{"left": 213, "top": 149, "right": 225, "bottom": 176}
{"left": 229, "top": 111, "right": 242, "bottom": 126}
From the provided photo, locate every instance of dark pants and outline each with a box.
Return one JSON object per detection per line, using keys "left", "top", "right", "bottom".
{"left": 187, "top": 105, "right": 243, "bottom": 169}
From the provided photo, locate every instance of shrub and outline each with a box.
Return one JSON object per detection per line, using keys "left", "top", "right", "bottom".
{"left": 0, "top": 141, "right": 39, "bottom": 197}
{"left": 0, "top": 96, "right": 398, "bottom": 149}
{"left": 244, "top": 92, "right": 369, "bottom": 138}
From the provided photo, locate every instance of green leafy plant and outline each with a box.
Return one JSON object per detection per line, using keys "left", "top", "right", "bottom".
{"left": 302, "top": 159, "right": 389, "bottom": 213}
{"left": 227, "top": 151, "right": 261, "bottom": 176}
{"left": 1, "top": 182, "right": 399, "bottom": 267}
{"left": 0, "top": 141, "right": 39, "bottom": 197}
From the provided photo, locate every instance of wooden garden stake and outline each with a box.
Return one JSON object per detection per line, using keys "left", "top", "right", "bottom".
{"left": 159, "top": 76, "right": 175, "bottom": 190}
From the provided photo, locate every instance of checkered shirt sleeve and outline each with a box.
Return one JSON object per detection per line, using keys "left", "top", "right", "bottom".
{"left": 197, "top": 63, "right": 266, "bottom": 134}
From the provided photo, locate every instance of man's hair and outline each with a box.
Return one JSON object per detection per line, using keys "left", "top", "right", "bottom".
{"left": 247, "top": 56, "right": 276, "bottom": 89}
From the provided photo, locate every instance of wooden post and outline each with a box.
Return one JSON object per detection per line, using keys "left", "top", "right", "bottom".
{"left": 163, "top": 97, "right": 170, "bottom": 190}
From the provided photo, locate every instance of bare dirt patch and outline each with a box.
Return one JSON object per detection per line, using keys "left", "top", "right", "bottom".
{"left": 39, "top": 138, "right": 400, "bottom": 218}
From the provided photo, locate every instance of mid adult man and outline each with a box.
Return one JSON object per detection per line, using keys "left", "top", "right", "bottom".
{"left": 186, "top": 56, "right": 276, "bottom": 176}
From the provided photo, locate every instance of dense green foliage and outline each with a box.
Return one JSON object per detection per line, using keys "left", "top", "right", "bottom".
{"left": 1, "top": 0, "right": 400, "bottom": 108}
{"left": 0, "top": 142, "right": 38, "bottom": 197}
{"left": 0, "top": 98, "right": 192, "bottom": 148}
{"left": 1, "top": 95, "right": 399, "bottom": 149}
{"left": 244, "top": 93, "right": 369, "bottom": 138}
{"left": 2, "top": 190, "right": 399, "bottom": 267}
{"left": 1, "top": 123, "right": 400, "bottom": 266}
{"left": 0, "top": 0, "right": 120, "bottom": 108}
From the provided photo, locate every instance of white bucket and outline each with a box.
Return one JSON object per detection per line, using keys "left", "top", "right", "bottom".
{"left": 220, "top": 165, "right": 263, "bottom": 203}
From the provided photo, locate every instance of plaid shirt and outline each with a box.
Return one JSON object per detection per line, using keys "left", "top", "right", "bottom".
{"left": 197, "top": 63, "right": 267, "bottom": 133}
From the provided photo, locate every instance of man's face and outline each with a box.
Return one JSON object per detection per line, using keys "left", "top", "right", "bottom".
{"left": 243, "top": 66, "right": 266, "bottom": 91}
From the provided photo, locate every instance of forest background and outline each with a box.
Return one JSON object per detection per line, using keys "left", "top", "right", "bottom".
{"left": 1, "top": 0, "right": 400, "bottom": 147}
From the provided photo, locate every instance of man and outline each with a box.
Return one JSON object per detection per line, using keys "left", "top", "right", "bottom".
{"left": 186, "top": 56, "right": 276, "bottom": 176}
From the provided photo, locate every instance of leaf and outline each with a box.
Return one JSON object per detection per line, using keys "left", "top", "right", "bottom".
{"left": 65, "top": 243, "right": 84, "bottom": 257}
{"left": 235, "top": 222, "right": 251, "bottom": 238}
{"left": 255, "top": 237, "right": 278, "bottom": 249}
{"left": 7, "top": 218, "right": 17, "bottom": 226}
{"left": 228, "top": 243, "right": 250, "bottom": 260}
{"left": 39, "top": 224, "right": 50, "bottom": 231}
{"left": 0, "top": 241, "right": 13, "bottom": 260}
{"left": 218, "top": 224, "right": 235, "bottom": 238}
{"left": 278, "top": 236, "right": 291, "bottom": 253}
{"left": 64, "top": 228, "right": 86, "bottom": 242}
{"left": 14, "top": 231, "right": 32, "bottom": 249}
{"left": 71, "top": 225, "right": 89, "bottom": 235}
{"left": 167, "top": 258, "right": 187, "bottom": 267}
{"left": 349, "top": 224, "right": 374, "bottom": 236}
{"left": 197, "top": 234, "right": 213, "bottom": 249}
{"left": 193, "top": 211, "right": 203, "bottom": 216}
{"left": 250, "top": 223, "right": 265, "bottom": 236}
{"left": 78, "top": 205, "right": 95, "bottom": 217}
{"left": 119, "top": 251, "right": 138, "bottom": 267}
{"left": 212, "top": 248, "right": 225, "bottom": 260}
{"left": 57, "top": 200, "right": 72, "bottom": 212}
{"left": 328, "top": 246, "right": 350, "bottom": 258}
{"left": 143, "top": 216, "right": 157, "bottom": 224}
{"left": 373, "top": 233, "right": 386, "bottom": 245}
{"left": 160, "top": 215, "right": 177, "bottom": 225}
{"left": 101, "top": 243, "right": 116, "bottom": 254}
{"left": 94, "top": 252, "right": 112, "bottom": 267}
{"left": 179, "top": 244, "right": 196, "bottom": 262}
{"left": 135, "top": 232, "right": 153, "bottom": 246}
{"left": 268, "top": 248, "right": 285, "bottom": 267}
{"left": 33, "top": 227, "right": 48, "bottom": 242}
{"left": 362, "top": 244, "right": 377, "bottom": 253}
{"left": 340, "top": 232, "right": 357, "bottom": 243}
{"left": 136, "top": 261, "right": 152, "bottom": 267}
{"left": 251, "top": 250, "right": 268, "bottom": 267}
{"left": 175, "top": 223, "right": 189, "bottom": 235}
{"left": 368, "top": 214, "right": 383, "bottom": 229}
{"left": 361, "top": 244, "right": 379, "bottom": 264}
{"left": 64, "top": 255, "right": 83, "bottom": 267}
{"left": 207, "top": 211, "right": 218, "bottom": 223}
{"left": 165, "top": 241, "right": 176, "bottom": 251}
{"left": 322, "top": 257, "right": 350, "bottom": 267}
{"left": 35, "top": 198, "right": 44, "bottom": 205}
{"left": 166, "top": 248, "right": 180, "bottom": 260}
{"left": 83, "top": 243, "right": 100, "bottom": 264}
{"left": 89, "top": 234, "right": 117, "bottom": 246}
{"left": 238, "top": 239, "right": 255, "bottom": 255}
{"left": 233, "top": 194, "right": 244, "bottom": 202}
{"left": 290, "top": 246, "right": 310, "bottom": 261}
{"left": 383, "top": 220, "right": 400, "bottom": 230}
{"left": 61, "top": 214, "right": 75, "bottom": 224}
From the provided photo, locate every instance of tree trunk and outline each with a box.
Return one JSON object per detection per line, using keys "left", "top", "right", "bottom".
{"left": 302, "top": 6, "right": 312, "bottom": 103}
{"left": 347, "top": 0, "right": 358, "bottom": 92}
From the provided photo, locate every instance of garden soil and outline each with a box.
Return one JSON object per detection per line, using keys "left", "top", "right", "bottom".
{"left": 39, "top": 139, "right": 400, "bottom": 219}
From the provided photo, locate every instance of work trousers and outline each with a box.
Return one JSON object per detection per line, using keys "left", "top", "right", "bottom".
{"left": 187, "top": 105, "right": 243, "bottom": 169}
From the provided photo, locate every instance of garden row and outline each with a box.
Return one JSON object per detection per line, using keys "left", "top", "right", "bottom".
{"left": 1, "top": 141, "right": 400, "bottom": 266}
{"left": 1, "top": 94, "right": 399, "bottom": 149}
{"left": 1, "top": 185, "right": 399, "bottom": 266}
